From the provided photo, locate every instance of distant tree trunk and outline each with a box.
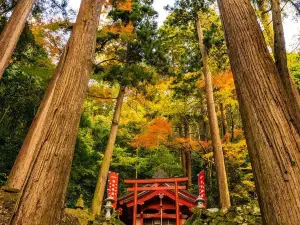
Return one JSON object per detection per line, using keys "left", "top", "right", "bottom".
{"left": 220, "top": 103, "right": 228, "bottom": 139}
{"left": 179, "top": 121, "right": 187, "bottom": 177}
{"left": 217, "top": 0, "right": 300, "bottom": 224}
{"left": 229, "top": 105, "right": 235, "bottom": 142}
{"left": 181, "top": 149, "right": 187, "bottom": 176}
{"left": 271, "top": 0, "right": 300, "bottom": 129}
{"left": 257, "top": 0, "right": 274, "bottom": 50}
{"left": 196, "top": 13, "right": 231, "bottom": 210}
{"left": 178, "top": 124, "right": 187, "bottom": 176}
{"left": 7, "top": 1, "right": 103, "bottom": 224}
{"left": 91, "top": 85, "right": 125, "bottom": 216}
{"left": 184, "top": 122, "right": 192, "bottom": 188}
{"left": 0, "top": 0, "right": 36, "bottom": 78}
{"left": 202, "top": 120, "right": 208, "bottom": 141}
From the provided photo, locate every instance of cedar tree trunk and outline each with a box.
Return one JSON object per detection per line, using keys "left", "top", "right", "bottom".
{"left": 271, "top": 0, "right": 300, "bottom": 129}
{"left": 196, "top": 13, "right": 231, "bottom": 209}
{"left": 8, "top": 0, "right": 103, "bottom": 224}
{"left": 0, "top": 0, "right": 36, "bottom": 78}
{"left": 91, "top": 86, "right": 126, "bottom": 216}
{"left": 217, "top": 0, "right": 300, "bottom": 224}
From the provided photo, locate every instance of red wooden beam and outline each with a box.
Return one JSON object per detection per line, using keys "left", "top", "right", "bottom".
{"left": 125, "top": 177, "right": 188, "bottom": 184}
{"left": 126, "top": 190, "right": 195, "bottom": 208}
{"left": 127, "top": 186, "right": 186, "bottom": 192}
{"left": 137, "top": 213, "right": 188, "bottom": 219}
{"left": 144, "top": 203, "right": 176, "bottom": 211}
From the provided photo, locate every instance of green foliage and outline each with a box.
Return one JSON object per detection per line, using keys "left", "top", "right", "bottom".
{"left": 288, "top": 53, "right": 300, "bottom": 91}
{"left": 0, "top": 23, "right": 54, "bottom": 185}
{"left": 67, "top": 109, "right": 111, "bottom": 207}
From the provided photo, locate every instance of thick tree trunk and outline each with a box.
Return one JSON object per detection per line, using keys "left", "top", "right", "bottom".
{"left": 4, "top": 48, "right": 64, "bottom": 192}
{"left": 196, "top": 14, "right": 231, "bottom": 210}
{"left": 217, "top": 0, "right": 300, "bottom": 224}
{"left": 257, "top": 0, "right": 274, "bottom": 50}
{"left": 7, "top": 1, "right": 103, "bottom": 224}
{"left": 91, "top": 85, "right": 125, "bottom": 216}
{"left": 271, "top": 0, "right": 300, "bottom": 129}
{"left": 0, "top": 0, "right": 36, "bottom": 78}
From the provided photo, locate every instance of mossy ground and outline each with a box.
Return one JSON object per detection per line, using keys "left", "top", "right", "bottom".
{"left": 185, "top": 204, "right": 262, "bottom": 225}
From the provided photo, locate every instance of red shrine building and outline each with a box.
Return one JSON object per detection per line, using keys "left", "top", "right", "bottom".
{"left": 118, "top": 178, "right": 198, "bottom": 225}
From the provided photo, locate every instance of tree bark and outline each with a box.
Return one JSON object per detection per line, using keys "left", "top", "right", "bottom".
{"left": 0, "top": 0, "right": 36, "bottom": 78}
{"left": 4, "top": 47, "right": 64, "bottom": 192}
{"left": 217, "top": 0, "right": 300, "bottom": 224}
{"left": 220, "top": 103, "right": 228, "bottom": 138}
{"left": 181, "top": 149, "right": 187, "bottom": 177}
{"left": 7, "top": 1, "right": 103, "bottom": 224}
{"left": 229, "top": 105, "right": 235, "bottom": 142}
{"left": 196, "top": 13, "right": 231, "bottom": 210}
{"left": 184, "top": 122, "right": 192, "bottom": 188}
{"left": 180, "top": 121, "right": 187, "bottom": 177}
{"left": 91, "top": 85, "right": 125, "bottom": 216}
{"left": 257, "top": 0, "right": 274, "bottom": 50}
{"left": 271, "top": 0, "right": 300, "bottom": 130}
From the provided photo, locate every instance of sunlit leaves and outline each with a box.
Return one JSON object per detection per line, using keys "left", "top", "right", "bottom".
{"left": 131, "top": 117, "right": 173, "bottom": 148}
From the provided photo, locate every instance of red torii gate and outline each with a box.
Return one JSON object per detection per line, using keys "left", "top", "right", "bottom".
{"left": 124, "top": 177, "right": 189, "bottom": 225}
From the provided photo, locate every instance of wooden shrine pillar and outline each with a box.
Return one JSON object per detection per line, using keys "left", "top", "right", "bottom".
{"left": 175, "top": 181, "right": 180, "bottom": 225}
{"left": 140, "top": 206, "right": 144, "bottom": 225}
{"left": 133, "top": 182, "right": 138, "bottom": 225}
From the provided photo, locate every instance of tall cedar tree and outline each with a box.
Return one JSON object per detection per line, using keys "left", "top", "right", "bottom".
{"left": 0, "top": 0, "right": 37, "bottom": 78}
{"left": 217, "top": 0, "right": 300, "bottom": 224}
{"left": 196, "top": 12, "right": 231, "bottom": 209}
{"left": 91, "top": 85, "right": 125, "bottom": 215}
{"left": 6, "top": 0, "right": 104, "bottom": 224}
{"left": 271, "top": 0, "right": 300, "bottom": 130}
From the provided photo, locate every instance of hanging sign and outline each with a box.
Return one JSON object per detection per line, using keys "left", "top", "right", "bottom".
{"left": 107, "top": 171, "right": 119, "bottom": 208}
{"left": 198, "top": 170, "right": 207, "bottom": 208}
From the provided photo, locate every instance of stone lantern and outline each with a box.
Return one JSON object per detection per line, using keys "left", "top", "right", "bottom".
{"left": 104, "top": 196, "right": 115, "bottom": 221}
{"left": 195, "top": 195, "right": 205, "bottom": 209}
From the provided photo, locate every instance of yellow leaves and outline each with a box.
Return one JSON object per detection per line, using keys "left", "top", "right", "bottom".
{"left": 31, "top": 21, "right": 68, "bottom": 60}
{"left": 202, "top": 152, "right": 214, "bottom": 159}
{"left": 131, "top": 117, "right": 173, "bottom": 149}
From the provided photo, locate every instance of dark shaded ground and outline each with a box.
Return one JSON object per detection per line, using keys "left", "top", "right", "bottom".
{"left": 0, "top": 189, "right": 19, "bottom": 225}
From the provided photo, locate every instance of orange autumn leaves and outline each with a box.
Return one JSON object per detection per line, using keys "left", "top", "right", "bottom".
{"left": 131, "top": 117, "right": 173, "bottom": 149}
{"left": 198, "top": 71, "right": 234, "bottom": 90}
{"left": 131, "top": 117, "right": 212, "bottom": 152}
{"left": 102, "top": 0, "right": 134, "bottom": 35}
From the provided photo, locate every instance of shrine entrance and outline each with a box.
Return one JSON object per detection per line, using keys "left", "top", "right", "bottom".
{"left": 118, "top": 177, "right": 197, "bottom": 225}
{"left": 144, "top": 219, "right": 176, "bottom": 225}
